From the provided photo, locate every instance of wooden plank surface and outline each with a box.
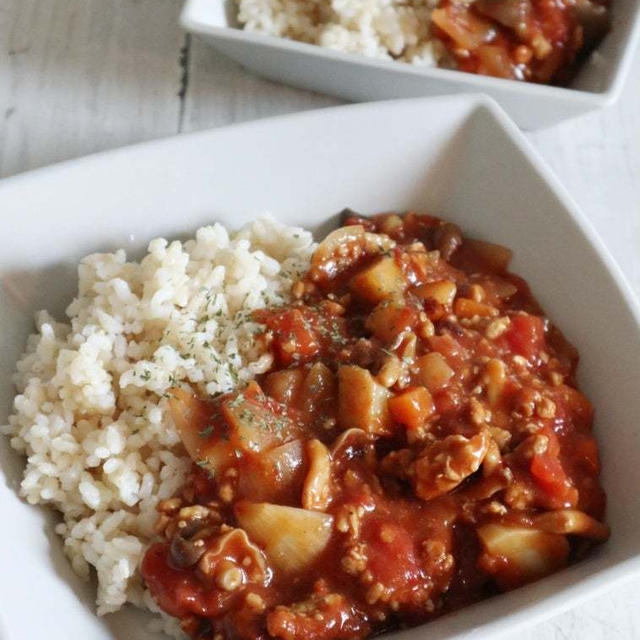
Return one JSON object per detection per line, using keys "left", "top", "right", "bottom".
{"left": 181, "top": 36, "right": 340, "bottom": 130}
{"left": 530, "top": 51, "right": 640, "bottom": 294}
{"left": 0, "top": 0, "right": 184, "bottom": 176}
{"left": 1, "top": 1, "right": 639, "bottom": 639}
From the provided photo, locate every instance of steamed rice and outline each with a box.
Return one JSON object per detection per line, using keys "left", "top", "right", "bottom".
{"left": 237, "top": 0, "right": 450, "bottom": 65}
{"left": 1, "top": 216, "right": 315, "bottom": 632}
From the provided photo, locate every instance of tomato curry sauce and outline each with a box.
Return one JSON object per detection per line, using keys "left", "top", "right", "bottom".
{"left": 142, "top": 211, "right": 609, "bottom": 640}
{"left": 431, "top": 0, "right": 609, "bottom": 84}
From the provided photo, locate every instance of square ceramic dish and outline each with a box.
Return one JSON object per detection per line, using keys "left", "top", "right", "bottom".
{"left": 180, "top": 0, "right": 640, "bottom": 129}
{"left": 1, "top": 95, "right": 640, "bottom": 640}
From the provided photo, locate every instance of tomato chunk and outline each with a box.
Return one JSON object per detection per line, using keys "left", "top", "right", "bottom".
{"left": 530, "top": 428, "right": 578, "bottom": 507}
{"left": 504, "top": 315, "right": 545, "bottom": 361}
{"left": 363, "top": 519, "right": 420, "bottom": 592}
{"left": 256, "top": 308, "right": 320, "bottom": 366}
{"left": 141, "top": 544, "right": 227, "bottom": 619}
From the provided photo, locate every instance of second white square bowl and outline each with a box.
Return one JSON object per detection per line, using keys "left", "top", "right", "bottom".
{"left": 181, "top": 0, "right": 640, "bottom": 129}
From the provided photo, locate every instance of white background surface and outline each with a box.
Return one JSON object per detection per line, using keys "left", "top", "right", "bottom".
{"left": 0, "top": 1, "right": 639, "bottom": 638}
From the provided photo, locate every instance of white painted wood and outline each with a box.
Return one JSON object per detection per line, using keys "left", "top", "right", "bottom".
{"left": 530, "top": 49, "right": 640, "bottom": 295}
{"left": 180, "top": 37, "right": 340, "bottom": 130}
{"left": 0, "top": 0, "right": 184, "bottom": 177}
{"left": 0, "top": 1, "right": 639, "bottom": 639}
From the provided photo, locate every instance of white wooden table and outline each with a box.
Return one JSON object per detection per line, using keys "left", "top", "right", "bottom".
{"left": 1, "top": 1, "right": 639, "bottom": 638}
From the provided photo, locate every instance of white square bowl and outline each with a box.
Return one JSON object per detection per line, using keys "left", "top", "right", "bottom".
{"left": 181, "top": 0, "right": 640, "bottom": 129}
{"left": 2, "top": 95, "right": 640, "bottom": 640}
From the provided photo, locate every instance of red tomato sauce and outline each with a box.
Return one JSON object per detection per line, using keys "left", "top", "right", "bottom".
{"left": 431, "top": 0, "right": 609, "bottom": 85}
{"left": 141, "top": 211, "right": 609, "bottom": 640}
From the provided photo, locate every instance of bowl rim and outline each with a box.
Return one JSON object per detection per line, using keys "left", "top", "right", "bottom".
{"left": 180, "top": 0, "right": 640, "bottom": 104}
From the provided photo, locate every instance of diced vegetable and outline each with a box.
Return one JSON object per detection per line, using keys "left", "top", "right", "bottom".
{"left": 169, "top": 383, "right": 303, "bottom": 476}
{"left": 432, "top": 223, "right": 463, "bottom": 261}
{"left": 330, "top": 428, "right": 372, "bottom": 461}
{"left": 263, "top": 368, "right": 305, "bottom": 405}
{"left": 378, "top": 214, "right": 404, "bottom": 235}
{"left": 236, "top": 440, "right": 306, "bottom": 503}
{"left": 530, "top": 453, "right": 577, "bottom": 508}
{"left": 350, "top": 256, "right": 407, "bottom": 305}
{"left": 168, "top": 387, "right": 234, "bottom": 473}
{"left": 477, "top": 524, "right": 569, "bottom": 589}
{"left": 388, "top": 387, "right": 435, "bottom": 430}
{"left": 525, "top": 426, "right": 578, "bottom": 508}
{"left": 168, "top": 387, "right": 211, "bottom": 461}
{"left": 297, "top": 362, "right": 337, "bottom": 417}
{"left": 531, "top": 509, "right": 610, "bottom": 541}
{"left": 428, "top": 333, "right": 462, "bottom": 361}
{"left": 414, "top": 352, "right": 454, "bottom": 391}
{"left": 221, "top": 382, "right": 300, "bottom": 454}
{"left": 490, "top": 277, "right": 519, "bottom": 300}
{"left": 413, "top": 280, "right": 457, "bottom": 307}
{"left": 366, "top": 299, "right": 419, "bottom": 343}
{"left": 477, "top": 45, "right": 516, "bottom": 78}
{"left": 338, "top": 365, "right": 391, "bottom": 435}
{"left": 235, "top": 502, "right": 333, "bottom": 572}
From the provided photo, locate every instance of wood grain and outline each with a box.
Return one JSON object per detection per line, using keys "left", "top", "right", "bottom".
{"left": 530, "top": 50, "right": 640, "bottom": 294}
{"left": 1, "top": 2, "right": 639, "bottom": 639}
{"left": 0, "top": 0, "right": 184, "bottom": 176}
{"left": 181, "top": 37, "right": 340, "bottom": 130}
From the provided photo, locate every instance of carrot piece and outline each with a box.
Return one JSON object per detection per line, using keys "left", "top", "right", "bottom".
{"left": 389, "top": 387, "right": 435, "bottom": 430}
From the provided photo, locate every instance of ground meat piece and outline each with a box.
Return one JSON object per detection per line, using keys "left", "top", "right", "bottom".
{"left": 267, "top": 591, "right": 369, "bottom": 640}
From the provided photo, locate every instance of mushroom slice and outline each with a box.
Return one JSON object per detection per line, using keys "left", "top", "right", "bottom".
{"left": 308, "top": 225, "right": 395, "bottom": 285}
{"left": 235, "top": 502, "right": 333, "bottom": 572}
{"left": 197, "top": 528, "right": 269, "bottom": 584}
{"left": 170, "top": 533, "right": 208, "bottom": 569}
{"left": 302, "top": 439, "right": 332, "bottom": 511}
{"left": 482, "top": 438, "right": 503, "bottom": 477}
{"left": 531, "top": 510, "right": 610, "bottom": 542}
{"left": 483, "top": 358, "right": 507, "bottom": 408}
